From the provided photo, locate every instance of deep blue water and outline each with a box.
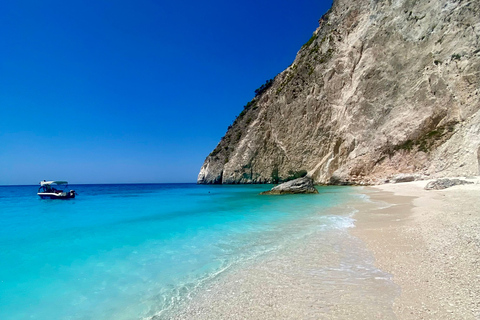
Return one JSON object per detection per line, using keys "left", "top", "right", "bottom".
{"left": 0, "top": 183, "right": 358, "bottom": 319}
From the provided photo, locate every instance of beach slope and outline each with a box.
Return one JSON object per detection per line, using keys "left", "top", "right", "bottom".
{"left": 354, "top": 179, "right": 480, "bottom": 319}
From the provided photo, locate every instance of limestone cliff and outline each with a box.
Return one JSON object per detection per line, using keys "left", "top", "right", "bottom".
{"left": 198, "top": 0, "right": 480, "bottom": 185}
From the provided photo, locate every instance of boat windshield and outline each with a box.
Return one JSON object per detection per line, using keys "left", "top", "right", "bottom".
{"left": 38, "top": 181, "right": 68, "bottom": 193}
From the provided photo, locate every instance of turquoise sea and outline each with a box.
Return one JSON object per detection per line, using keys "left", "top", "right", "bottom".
{"left": 0, "top": 183, "right": 393, "bottom": 319}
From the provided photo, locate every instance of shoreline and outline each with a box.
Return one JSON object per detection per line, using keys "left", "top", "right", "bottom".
{"left": 352, "top": 179, "right": 480, "bottom": 319}
{"left": 155, "top": 181, "right": 480, "bottom": 319}
{"left": 158, "top": 188, "right": 399, "bottom": 319}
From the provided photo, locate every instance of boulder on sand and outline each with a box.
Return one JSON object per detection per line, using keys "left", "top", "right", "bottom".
{"left": 424, "top": 178, "right": 473, "bottom": 190}
{"left": 260, "top": 177, "right": 319, "bottom": 195}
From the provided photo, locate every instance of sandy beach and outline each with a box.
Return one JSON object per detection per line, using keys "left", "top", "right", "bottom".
{"left": 353, "top": 179, "right": 480, "bottom": 319}
{"left": 159, "top": 180, "right": 480, "bottom": 319}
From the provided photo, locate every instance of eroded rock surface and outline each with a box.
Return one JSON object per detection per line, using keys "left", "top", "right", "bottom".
{"left": 198, "top": 0, "right": 480, "bottom": 185}
{"left": 260, "top": 177, "right": 319, "bottom": 195}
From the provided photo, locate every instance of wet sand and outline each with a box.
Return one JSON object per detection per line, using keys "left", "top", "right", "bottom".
{"left": 157, "top": 192, "right": 399, "bottom": 320}
{"left": 161, "top": 224, "right": 398, "bottom": 319}
{"left": 353, "top": 179, "right": 480, "bottom": 319}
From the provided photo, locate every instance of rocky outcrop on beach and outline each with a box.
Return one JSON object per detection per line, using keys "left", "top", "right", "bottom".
{"left": 260, "top": 177, "right": 319, "bottom": 195}
{"left": 390, "top": 173, "right": 428, "bottom": 184}
{"left": 424, "top": 178, "right": 474, "bottom": 190}
{"left": 198, "top": 0, "right": 480, "bottom": 185}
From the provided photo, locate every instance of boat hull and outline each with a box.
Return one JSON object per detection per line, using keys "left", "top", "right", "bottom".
{"left": 38, "top": 192, "right": 76, "bottom": 199}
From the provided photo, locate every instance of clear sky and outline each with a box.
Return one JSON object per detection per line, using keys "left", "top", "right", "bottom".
{"left": 0, "top": 0, "right": 332, "bottom": 185}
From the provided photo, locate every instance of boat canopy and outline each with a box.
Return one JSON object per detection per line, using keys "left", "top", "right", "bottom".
{"left": 40, "top": 180, "right": 68, "bottom": 186}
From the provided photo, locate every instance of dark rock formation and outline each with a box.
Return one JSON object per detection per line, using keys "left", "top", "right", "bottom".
{"left": 198, "top": 0, "right": 480, "bottom": 185}
{"left": 260, "top": 177, "right": 319, "bottom": 195}
{"left": 424, "top": 179, "right": 474, "bottom": 190}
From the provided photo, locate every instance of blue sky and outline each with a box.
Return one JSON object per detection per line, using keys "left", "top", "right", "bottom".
{"left": 0, "top": 0, "right": 332, "bottom": 185}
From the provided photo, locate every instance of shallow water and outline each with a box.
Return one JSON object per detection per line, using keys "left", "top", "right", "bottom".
{"left": 0, "top": 184, "right": 396, "bottom": 319}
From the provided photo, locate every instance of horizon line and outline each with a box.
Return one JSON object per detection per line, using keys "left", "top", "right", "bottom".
{"left": 0, "top": 182, "right": 199, "bottom": 187}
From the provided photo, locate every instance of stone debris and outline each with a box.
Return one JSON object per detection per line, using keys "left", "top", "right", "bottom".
{"left": 424, "top": 179, "right": 474, "bottom": 190}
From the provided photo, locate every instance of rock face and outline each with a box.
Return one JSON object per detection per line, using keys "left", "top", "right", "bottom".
{"left": 198, "top": 0, "right": 480, "bottom": 185}
{"left": 260, "top": 177, "right": 319, "bottom": 195}
{"left": 424, "top": 178, "right": 474, "bottom": 190}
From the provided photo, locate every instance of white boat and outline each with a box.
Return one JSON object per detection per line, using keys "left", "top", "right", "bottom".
{"left": 37, "top": 180, "right": 76, "bottom": 199}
